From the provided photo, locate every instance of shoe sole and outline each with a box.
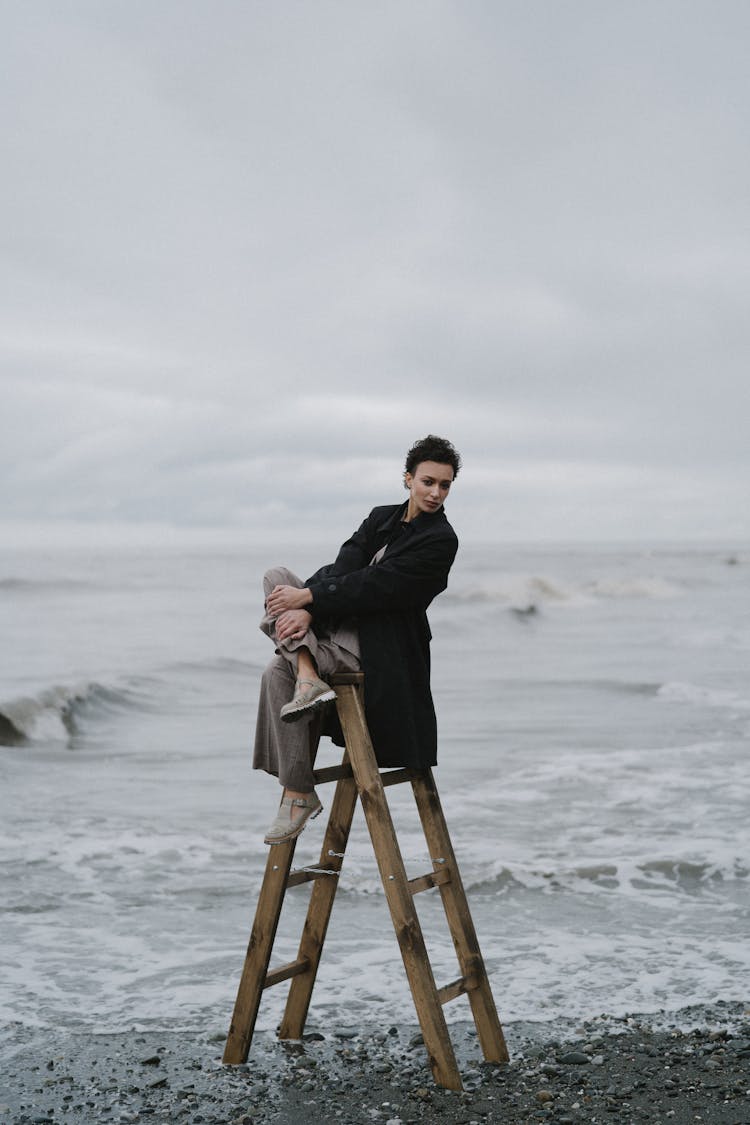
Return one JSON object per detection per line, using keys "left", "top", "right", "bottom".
{"left": 280, "top": 689, "right": 336, "bottom": 724}
{"left": 264, "top": 804, "right": 322, "bottom": 846}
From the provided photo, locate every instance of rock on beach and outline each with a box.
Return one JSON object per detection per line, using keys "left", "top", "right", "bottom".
{"left": 0, "top": 1001, "right": 748, "bottom": 1125}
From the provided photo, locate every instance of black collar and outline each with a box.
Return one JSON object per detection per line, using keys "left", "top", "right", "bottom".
{"left": 375, "top": 500, "right": 447, "bottom": 537}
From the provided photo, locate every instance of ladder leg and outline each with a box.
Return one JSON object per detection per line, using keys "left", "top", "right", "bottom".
{"left": 410, "top": 769, "right": 509, "bottom": 1064}
{"left": 279, "top": 750, "right": 359, "bottom": 1039}
{"left": 223, "top": 835, "right": 299, "bottom": 1063}
{"left": 335, "top": 684, "right": 464, "bottom": 1091}
{"left": 223, "top": 717, "right": 323, "bottom": 1064}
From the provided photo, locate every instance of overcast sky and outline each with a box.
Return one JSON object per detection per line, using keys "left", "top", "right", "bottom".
{"left": 2, "top": 0, "right": 748, "bottom": 545}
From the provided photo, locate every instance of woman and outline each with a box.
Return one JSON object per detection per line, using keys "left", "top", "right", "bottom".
{"left": 254, "top": 434, "right": 461, "bottom": 845}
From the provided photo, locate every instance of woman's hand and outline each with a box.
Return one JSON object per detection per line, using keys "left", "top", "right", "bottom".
{"left": 274, "top": 609, "right": 312, "bottom": 642}
{"left": 266, "top": 584, "right": 312, "bottom": 616}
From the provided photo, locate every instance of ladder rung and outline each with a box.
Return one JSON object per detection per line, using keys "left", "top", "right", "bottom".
{"left": 408, "top": 867, "right": 452, "bottom": 895}
{"left": 263, "top": 958, "right": 310, "bottom": 989}
{"left": 437, "top": 974, "right": 479, "bottom": 1005}
{"left": 313, "top": 763, "right": 354, "bottom": 784}
{"left": 381, "top": 768, "right": 413, "bottom": 788}
{"left": 312, "top": 764, "right": 411, "bottom": 787}
{"left": 287, "top": 866, "right": 340, "bottom": 888}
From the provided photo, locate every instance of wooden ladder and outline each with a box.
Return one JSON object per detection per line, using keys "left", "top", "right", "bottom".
{"left": 223, "top": 672, "right": 508, "bottom": 1090}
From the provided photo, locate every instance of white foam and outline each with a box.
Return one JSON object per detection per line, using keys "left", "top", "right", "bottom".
{"left": 587, "top": 576, "right": 683, "bottom": 599}
{"left": 448, "top": 569, "right": 687, "bottom": 611}
{"left": 449, "top": 573, "right": 580, "bottom": 607}
{"left": 2, "top": 540, "right": 748, "bottom": 1035}
{"left": 1, "top": 685, "right": 80, "bottom": 741}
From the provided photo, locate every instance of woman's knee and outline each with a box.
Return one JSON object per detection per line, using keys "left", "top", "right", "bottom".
{"left": 263, "top": 566, "right": 303, "bottom": 595}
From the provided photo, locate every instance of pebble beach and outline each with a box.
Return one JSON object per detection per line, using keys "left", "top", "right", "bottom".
{"left": 2, "top": 1002, "right": 748, "bottom": 1124}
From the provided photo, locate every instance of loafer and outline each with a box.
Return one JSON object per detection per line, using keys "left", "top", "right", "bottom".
{"left": 280, "top": 676, "right": 336, "bottom": 724}
{"left": 264, "top": 794, "right": 323, "bottom": 845}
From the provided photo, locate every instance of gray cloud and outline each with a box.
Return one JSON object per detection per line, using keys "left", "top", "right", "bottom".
{"left": 2, "top": 0, "right": 748, "bottom": 543}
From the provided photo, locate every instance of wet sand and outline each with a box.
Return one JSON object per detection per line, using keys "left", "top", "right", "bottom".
{"left": 1, "top": 1002, "right": 748, "bottom": 1124}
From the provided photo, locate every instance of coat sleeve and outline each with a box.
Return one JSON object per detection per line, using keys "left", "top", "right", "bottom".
{"left": 305, "top": 510, "right": 379, "bottom": 591}
{"left": 307, "top": 526, "right": 458, "bottom": 617}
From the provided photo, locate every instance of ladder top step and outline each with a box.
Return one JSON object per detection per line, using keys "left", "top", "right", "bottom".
{"left": 330, "top": 672, "right": 365, "bottom": 685}
{"left": 313, "top": 763, "right": 354, "bottom": 784}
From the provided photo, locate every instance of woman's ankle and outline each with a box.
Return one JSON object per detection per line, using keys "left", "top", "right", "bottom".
{"left": 284, "top": 787, "right": 312, "bottom": 801}
{"left": 295, "top": 647, "right": 317, "bottom": 682}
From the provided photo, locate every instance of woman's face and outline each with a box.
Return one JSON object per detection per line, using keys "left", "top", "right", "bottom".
{"left": 404, "top": 460, "right": 455, "bottom": 518}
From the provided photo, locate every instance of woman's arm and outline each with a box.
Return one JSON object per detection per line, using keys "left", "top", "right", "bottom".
{"left": 266, "top": 509, "right": 383, "bottom": 620}
{"left": 305, "top": 508, "right": 382, "bottom": 589}
{"left": 306, "top": 529, "right": 458, "bottom": 617}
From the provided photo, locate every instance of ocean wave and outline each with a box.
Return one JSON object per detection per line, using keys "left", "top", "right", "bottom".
{"left": 329, "top": 850, "right": 749, "bottom": 901}
{"left": 0, "top": 575, "right": 94, "bottom": 593}
{"left": 586, "top": 576, "right": 683, "bottom": 599}
{"left": 447, "top": 575, "right": 581, "bottom": 610}
{"left": 657, "top": 681, "right": 750, "bottom": 710}
{"left": 634, "top": 857, "right": 750, "bottom": 886}
{"left": 446, "top": 572, "right": 685, "bottom": 612}
{"left": 164, "top": 656, "right": 263, "bottom": 677}
{"left": 0, "top": 682, "right": 147, "bottom": 745}
{"left": 461, "top": 855, "right": 749, "bottom": 897}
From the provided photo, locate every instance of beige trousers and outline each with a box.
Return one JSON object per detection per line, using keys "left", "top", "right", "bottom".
{"left": 251, "top": 567, "right": 360, "bottom": 791}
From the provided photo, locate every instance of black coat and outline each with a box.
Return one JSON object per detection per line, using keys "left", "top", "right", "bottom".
{"left": 305, "top": 501, "right": 458, "bottom": 769}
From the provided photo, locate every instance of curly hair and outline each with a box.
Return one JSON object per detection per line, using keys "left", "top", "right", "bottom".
{"left": 404, "top": 435, "right": 462, "bottom": 479}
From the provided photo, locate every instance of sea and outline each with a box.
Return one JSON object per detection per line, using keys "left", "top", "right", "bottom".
{"left": 1, "top": 538, "right": 748, "bottom": 1040}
